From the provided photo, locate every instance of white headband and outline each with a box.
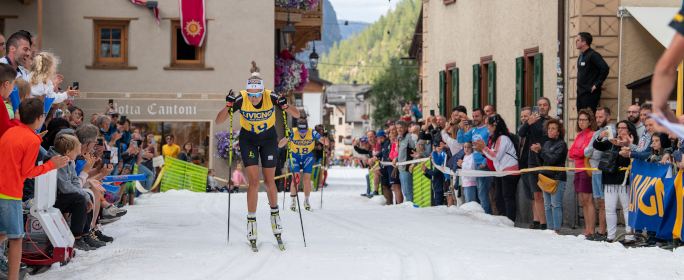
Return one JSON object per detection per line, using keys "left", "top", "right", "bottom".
{"left": 246, "top": 79, "right": 264, "bottom": 90}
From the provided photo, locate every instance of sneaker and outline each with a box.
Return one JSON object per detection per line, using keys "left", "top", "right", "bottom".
{"left": 115, "top": 203, "right": 125, "bottom": 208}
{"left": 304, "top": 197, "right": 311, "bottom": 211}
{"left": 99, "top": 216, "right": 121, "bottom": 225}
{"left": 581, "top": 230, "right": 591, "bottom": 237}
{"left": 591, "top": 233, "right": 607, "bottom": 242}
{"left": 529, "top": 222, "right": 540, "bottom": 229}
{"left": 103, "top": 205, "right": 127, "bottom": 217}
{"left": 360, "top": 193, "right": 369, "bottom": 196}
{"left": 83, "top": 234, "right": 106, "bottom": 248}
{"left": 620, "top": 239, "right": 636, "bottom": 245}
{"left": 247, "top": 214, "right": 257, "bottom": 241}
{"left": 104, "top": 191, "right": 121, "bottom": 204}
{"left": 367, "top": 191, "right": 379, "bottom": 198}
{"left": 539, "top": 224, "right": 547, "bottom": 230}
{"left": 74, "top": 238, "right": 94, "bottom": 251}
{"left": 93, "top": 229, "right": 114, "bottom": 243}
{"left": 270, "top": 208, "right": 283, "bottom": 235}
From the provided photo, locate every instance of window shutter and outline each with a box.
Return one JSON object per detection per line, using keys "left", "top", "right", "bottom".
{"left": 515, "top": 57, "right": 524, "bottom": 128}
{"left": 472, "top": 64, "right": 480, "bottom": 109}
{"left": 452, "top": 68, "right": 459, "bottom": 108}
{"left": 487, "top": 61, "right": 496, "bottom": 106}
{"left": 533, "top": 53, "right": 543, "bottom": 102}
{"left": 439, "top": 70, "right": 446, "bottom": 116}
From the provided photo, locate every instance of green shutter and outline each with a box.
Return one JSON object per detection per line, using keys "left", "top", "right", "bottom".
{"left": 515, "top": 57, "right": 524, "bottom": 128}
{"left": 487, "top": 61, "right": 496, "bottom": 106}
{"left": 439, "top": 70, "right": 446, "bottom": 116}
{"left": 452, "top": 68, "right": 459, "bottom": 108}
{"left": 533, "top": 53, "right": 543, "bottom": 102}
{"left": 472, "top": 64, "right": 480, "bottom": 109}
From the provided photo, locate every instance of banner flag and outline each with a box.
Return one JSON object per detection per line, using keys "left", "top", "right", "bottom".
{"left": 103, "top": 174, "right": 147, "bottom": 183}
{"left": 657, "top": 169, "right": 684, "bottom": 239}
{"left": 178, "top": 0, "right": 206, "bottom": 47}
{"left": 628, "top": 159, "right": 670, "bottom": 231}
{"left": 130, "top": 0, "right": 161, "bottom": 26}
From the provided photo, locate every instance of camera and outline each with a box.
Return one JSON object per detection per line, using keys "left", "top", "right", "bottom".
{"left": 322, "top": 130, "right": 329, "bottom": 137}
{"left": 430, "top": 125, "right": 443, "bottom": 147}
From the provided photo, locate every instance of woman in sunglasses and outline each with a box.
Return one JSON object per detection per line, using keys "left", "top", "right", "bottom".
{"left": 215, "top": 61, "right": 300, "bottom": 247}
{"left": 278, "top": 117, "right": 326, "bottom": 212}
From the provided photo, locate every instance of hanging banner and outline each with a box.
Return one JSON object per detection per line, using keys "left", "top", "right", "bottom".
{"left": 129, "top": 0, "right": 161, "bottom": 26}
{"left": 657, "top": 169, "right": 684, "bottom": 239}
{"left": 178, "top": 0, "right": 206, "bottom": 47}
{"left": 628, "top": 159, "right": 670, "bottom": 231}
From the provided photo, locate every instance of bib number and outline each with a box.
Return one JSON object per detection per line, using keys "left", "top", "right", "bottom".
{"left": 294, "top": 147, "right": 309, "bottom": 155}
{"left": 250, "top": 123, "right": 268, "bottom": 133}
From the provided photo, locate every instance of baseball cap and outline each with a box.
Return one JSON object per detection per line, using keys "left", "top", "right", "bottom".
{"left": 360, "top": 137, "right": 368, "bottom": 144}
{"left": 376, "top": 131, "right": 387, "bottom": 137}
{"left": 385, "top": 120, "right": 395, "bottom": 127}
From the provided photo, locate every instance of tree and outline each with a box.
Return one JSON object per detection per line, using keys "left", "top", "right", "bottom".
{"left": 369, "top": 57, "right": 418, "bottom": 130}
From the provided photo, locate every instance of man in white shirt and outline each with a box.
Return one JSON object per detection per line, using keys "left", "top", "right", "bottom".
{"left": 0, "top": 31, "right": 31, "bottom": 81}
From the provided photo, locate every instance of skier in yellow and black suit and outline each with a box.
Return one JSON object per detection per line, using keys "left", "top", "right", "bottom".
{"left": 215, "top": 61, "right": 300, "bottom": 248}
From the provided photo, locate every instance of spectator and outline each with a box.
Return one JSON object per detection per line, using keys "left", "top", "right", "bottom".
{"left": 141, "top": 132, "right": 159, "bottom": 175}
{"left": 0, "top": 31, "right": 31, "bottom": 80}
{"left": 484, "top": 105, "right": 496, "bottom": 116}
{"left": 67, "top": 105, "right": 83, "bottom": 128}
{"left": 206, "top": 169, "right": 219, "bottom": 192}
{"left": 232, "top": 163, "right": 248, "bottom": 188}
{"left": 373, "top": 130, "right": 393, "bottom": 205}
{"left": 130, "top": 133, "right": 155, "bottom": 192}
{"left": 353, "top": 136, "right": 373, "bottom": 196}
{"left": 442, "top": 107, "right": 465, "bottom": 153}
{"left": 518, "top": 107, "right": 538, "bottom": 227}
{"left": 569, "top": 108, "right": 598, "bottom": 238}
{"left": 118, "top": 118, "right": 132, "bottom": 149}
{"left": 96, "top": 115, "right": 121, "bottom": 148}
{"left": 584, "top": 107, "right": 614, "bottom": 239}
{"left": 519, "top": 97, "right": 551, "bottom": 229}
{"left": 393, "top": 120, "right": 416, "bottom": 202}
{"left": 162, "top": 134, "right": 181, "bottom": 159}
{"left": 575, "top": 32, "right": 609, "bottom": 113}
{"left": 457, "top": 108, "right": 492, "bottom": 214}
{"left": 475, "top": 114, "right": 520, "bottom": 222}
{"left": 41, "top": 118, "right": 71, "bottom": 150}
{"left": 28, "top": 52, "right": 77, "bottom": 104}
{"left": 0, "top": 33, "right": 5, "bottom": 57}
{"left": 531, "top": 118, "right": 567, "bottom": 234}
{"left": 627, "top": 104, "right": 644, "bottom": 137}
{"left": 457, "top": 142, "right": 478, "bottom": 203}
{"left": 47, "top": 134, "right": 105, "bottom": 250}
{"left": 0, "top": 98, "right": 68, "bottom": 279}
{"left": 178, "top": 142, "right": 194, "bottom": 163}
{"left": 594, "top": 120, "right": 636, "bottom": 243}
{"left": 387, "top": 129, "right": 403, "bottom": 204}
{"left": 0, "top": 64, "right": 19, "bottom": 139}
{"left": 423, "top": 143, "right": 448, "bottom": 206}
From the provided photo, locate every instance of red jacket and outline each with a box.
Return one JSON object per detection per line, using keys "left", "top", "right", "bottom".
{"left": 0, "top": 100, "right": 19, "bottom": 140}
{"left": 0, "top": 123, "right": 55, "bottom": 199}
{"left": 568, "top": 129, "right": 594, "bottom": 171}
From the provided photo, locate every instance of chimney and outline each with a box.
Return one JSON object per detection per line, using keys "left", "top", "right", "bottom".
{"left": 353, "top": 80, "right": 357, "bottom": 86}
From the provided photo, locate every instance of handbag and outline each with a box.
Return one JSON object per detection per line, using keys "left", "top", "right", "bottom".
{"left": 538, "top": 174, "right": 558, "bottom": 194}
{"left": 584, "top": 157, "right": 593, "bottom": 177}
{"left": 391, "top": 166, "right": 400, "bottom": 179}
{"left": 598, "top": 147, "right": 619, "bottom": 173}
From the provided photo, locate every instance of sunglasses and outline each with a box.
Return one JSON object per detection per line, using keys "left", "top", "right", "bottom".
{"left": 247, "top": 89, "right": 264, "bottom": 97}
{"left": 166, "top": 138, "right": 172, "bottom": 140}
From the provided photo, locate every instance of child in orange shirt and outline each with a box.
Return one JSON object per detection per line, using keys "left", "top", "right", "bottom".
{"left": 0, "top": 97, "right": 69, "bottom": 280}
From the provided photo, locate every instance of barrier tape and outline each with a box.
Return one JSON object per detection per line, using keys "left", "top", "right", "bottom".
{"left": 213, "top": 164, "right": 323, "bottom": 187}
{"left": 433, "top": 164, "right": 629, "bottom": 177}
{"left": 379, "top": 158, "right": 430, "bottom": 166}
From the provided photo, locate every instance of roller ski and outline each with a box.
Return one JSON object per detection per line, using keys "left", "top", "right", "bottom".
{"left": 304, "top": 197, "right": 312, "bottom": 212}
{"left": 271, "top": 208, "right": 285, "bottom": 250}
{"left": 247, "top": 214, "right": 258, "bottom": 252}
{"left": 290, "top": 195, "right": 297, "bottom": 212}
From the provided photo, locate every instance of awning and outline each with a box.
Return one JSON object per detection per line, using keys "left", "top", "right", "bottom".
{"left": 625, "top": 7, "right": 680, "bottom": 48}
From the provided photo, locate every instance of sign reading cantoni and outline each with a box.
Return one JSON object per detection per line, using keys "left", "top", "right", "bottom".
{"left": 73, "top": 98, "right": 225, "bottom": 120}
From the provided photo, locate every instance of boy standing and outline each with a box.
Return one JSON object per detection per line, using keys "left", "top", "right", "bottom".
{"left": 0, "top": 98, "right": 69, "bottom": 280}
{"left": 0, "top": 64, "right": 19, "bottom": 139}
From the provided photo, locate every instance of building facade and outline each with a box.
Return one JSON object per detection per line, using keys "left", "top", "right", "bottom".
{"left": 0, "top": 0, "right": 322, "bottom": 180}
{"left": 325, "top": 83, "right": 372, "bottom": 158}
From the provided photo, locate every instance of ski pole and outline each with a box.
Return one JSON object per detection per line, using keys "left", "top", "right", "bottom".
{"left": 227, "top": 90, "right": 234, "bottom": 243}
{"left": 320, "top": 124, "right": 327, "bottom": 209}
{"left": 283, "top": 107, "right": 307, "bottom": 247}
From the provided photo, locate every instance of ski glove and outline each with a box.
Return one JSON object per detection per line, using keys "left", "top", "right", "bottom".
{"left": 226, "top": 90, "right": 236, "bottom": 108}
{"left": 277, "top": 95, "right": 289, "bottom": 109}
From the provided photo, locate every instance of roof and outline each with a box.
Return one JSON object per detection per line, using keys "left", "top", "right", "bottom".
{"left": 325, "top": 84, "right": 372, "bottom": 105}
{"left": 404, "top": 7, "right": 423, "bottom": 60}
{"left": 309, "top": 69, "right": 333, "bottom": 86}
{"left": 625, "top": 7, "right": 679, "bottom": 48}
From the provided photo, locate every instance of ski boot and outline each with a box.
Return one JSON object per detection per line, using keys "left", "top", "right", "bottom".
{"left": 247, "top": 214, "right": 258, "bottom": 252}
{"left": 290, "top": 195, "right": 297, "bottom": 211}
{"left": 270, "top": 207, "right": 285, "bottom": 250}
{"left": 304, "top": 197, "right": 311, "bottom": 211}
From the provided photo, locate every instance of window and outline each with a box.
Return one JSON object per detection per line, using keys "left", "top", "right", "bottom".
{"left": 443, "top": 0, "right": 456, "bottom": 4}
{"left": 338, "top": 117, "right": 343, "bottom": 125}
{"left": 294, "top": 93, "right": 303, "bottom": 106}
{"left": 166, "top": 20, "right": 210, "bottom": 70}
{"left": 515, "top": 49, "right": 543, "bottom": 127}
{"left": 89, "top": 20, "right": 135, "bottom": 69}
{"left": 443, "top": 63, "right": 457, "bottom": 115}
{"left": 338, "top": 135, "right": 343, "bottom": 143}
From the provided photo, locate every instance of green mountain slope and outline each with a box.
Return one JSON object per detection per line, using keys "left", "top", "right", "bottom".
{"left": 318, "top": 0, "right": 421, "bottom": 84}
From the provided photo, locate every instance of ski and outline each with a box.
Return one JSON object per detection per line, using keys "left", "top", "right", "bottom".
{"left": 274, "top": 234, "right": 285, "bottom": 251}
{"left": 249, "top": 240, "right": 258, "bottom": 252}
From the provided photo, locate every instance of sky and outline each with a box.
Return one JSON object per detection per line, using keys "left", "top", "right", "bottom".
{"left": 328, "top": 0, "right": 399, "bottom": 23}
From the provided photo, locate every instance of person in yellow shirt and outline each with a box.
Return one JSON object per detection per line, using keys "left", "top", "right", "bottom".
{"left": 162, "top": 135, "right": 180, "bottom": 159}
{"left": 215, "top": 61, "right": 300, "bottom": 250}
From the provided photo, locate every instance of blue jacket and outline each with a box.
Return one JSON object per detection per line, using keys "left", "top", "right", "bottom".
{"left": 457, "top": 126, "right": 490, "bottom": 165}
{"left": 374, "top": 140, "right": 392, "bottom": 162}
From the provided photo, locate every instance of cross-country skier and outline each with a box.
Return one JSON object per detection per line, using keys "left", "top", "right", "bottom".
{"left": 278, "top": 117, "right": 326, "bottom": 211}
{"left": 215, "top": 61, "right": 300, "bottom": 250}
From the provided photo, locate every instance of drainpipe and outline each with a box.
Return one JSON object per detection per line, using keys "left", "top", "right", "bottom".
{"left": 617, "top": 7, "right": 630, "bottom": 120}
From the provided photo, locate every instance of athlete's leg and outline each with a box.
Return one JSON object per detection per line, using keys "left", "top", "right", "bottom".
{"left": 303, "top": 173, "right": 312, "bottom": 196}
{"left": 245, "top": 165, "right": 261, "bottom": 213}
{"left": 261, "top": 167, "right": 278, "bottom": 208}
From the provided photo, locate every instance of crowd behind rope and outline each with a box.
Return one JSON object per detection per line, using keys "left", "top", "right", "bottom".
{"left": 0, "top": 30, "right": 226, "bottom": 279}
{"left": 351, "top": 99, "right": 683, "bottom": 246}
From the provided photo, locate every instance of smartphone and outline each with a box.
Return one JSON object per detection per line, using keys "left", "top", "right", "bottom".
{"left": 151, "top": 138, "right": 156, "bottom": 145}
{"left": 121, "top": 115, "right": 127, "bottom": 122}
{"left": 108, "top": 99, "right": 114, "bottom": 105}
{"left": 136, "top": 139, "right": 143, "bottom": 146}
{"left": 467, "top": 120, "right": 473, "bottom": 126}
{"left": 131, "top": 141, "right": 138, "bottom": 148}
{"left": 72, "top": 82, "right": 79, "bottom": 89}
{"left": 97, "top": 139, "right": 104, "bottom": 146}
{"left": 102, "top": 151, "right": 111, "bottom": 166}
{"left": 430, "top": 110, "right": 435, "bottom": 116}
{"left": 532, "top": 106, "right": 539, "bottom": 115}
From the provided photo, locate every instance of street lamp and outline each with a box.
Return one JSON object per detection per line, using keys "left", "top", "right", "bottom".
{"left": 281, "top": 8, "right": 297, "bottom": 51}
{"left": 309, "top": 41, "right": 319, "bottom": 70}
